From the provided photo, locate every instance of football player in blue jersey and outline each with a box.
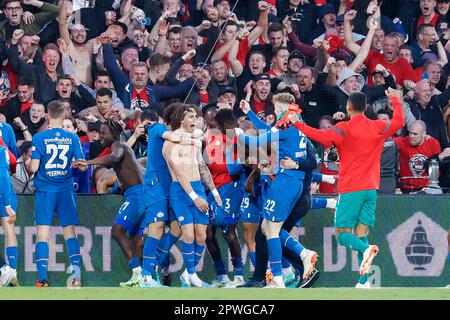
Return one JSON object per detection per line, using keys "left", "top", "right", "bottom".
{"left": 30, "top": 101, "right": 86, "bottom": 288}
{"left": 80, "top": 120, "right": 150, "bottom": 287}
{"left": 0, "top": 143, "right": 18, "bottom": 287}
{"left": 163, "top": 104, "right": 222, "bottom": 288}
{"left": 138, "top": 107, "right": 200, "bottom": 288}
{"left": 236, "top": 94, "right": 319, "bottom": 288}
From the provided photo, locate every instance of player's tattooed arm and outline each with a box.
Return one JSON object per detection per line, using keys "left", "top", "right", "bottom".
{"left": 197, "top": 147, "right": 222, "bottom": 206}
{"left": 86, "top": 141, "right": 125, "bottom": 168}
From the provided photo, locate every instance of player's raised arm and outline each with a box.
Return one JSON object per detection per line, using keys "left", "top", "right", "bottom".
{"left": 86, "top": 141, "right": 125, "bottom": 168}
{"left": 288, "top": 113, "right": 344, "bottom": 148}
{"left": 383, "top": 88, "right": 405, "bottom": 138}
{"left": 162, "top": 141, "right": 209, "bottom": 212}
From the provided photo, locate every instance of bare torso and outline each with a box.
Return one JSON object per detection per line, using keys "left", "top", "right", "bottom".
{"left": 111, "top": 141, "right": 143, "bottom": 189}
{"left": 163, "top": 140, "right": 201, "bottom": 182}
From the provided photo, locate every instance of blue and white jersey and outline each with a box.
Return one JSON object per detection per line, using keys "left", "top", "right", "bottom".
{"left": 0, "top": 144, "right": 12, "bottom": 206}
{"left": 144, "top": 123, "right": 172, "bottom": 194}
{"left": 31, "top": 128, "right": 84, "bottom": 192}
{"left": 0, "top": 120, "right": 18, "bottom": 157}
{"left": 239, "top": 111, "right": 308, "bottom": 179}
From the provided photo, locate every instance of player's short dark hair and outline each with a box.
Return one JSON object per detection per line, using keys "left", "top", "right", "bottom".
{"left": 348, "top": 92, "right": 367, "bottom": 112}
{"left": 104, "top": 119, "right": 124, "bottom": 140}
{"left": 47, "top": 100, "right": 66, "bottom": 120}
{"left": 170, "top": 104, "right": 197, "bottom": 131}
{"left": 140, "top": 108, "right": 159, "bottom": 123}
{"left": 148, "top": 53, "right": 172, "bottom": 69}
{"left": 163, "top": 102, "right": 183, "bottom": 126}
{"left": 95, "top": 70, "right": 111, "bottom": 80}
{"left": 268, "top": 22, "right": 283, "bottom": 34}
{"left": 215, "top": 109, "right": 238, "bottom": 133}
{"left": 377, "top": 109, "right": 392, "bottom": 119}
{"left": 97, "top": 88, "right": 113, "bottom": 99}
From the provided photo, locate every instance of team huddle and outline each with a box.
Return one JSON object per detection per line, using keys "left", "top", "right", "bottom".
{"left": 0, "top": 87, "right": 404, "bottom": 289}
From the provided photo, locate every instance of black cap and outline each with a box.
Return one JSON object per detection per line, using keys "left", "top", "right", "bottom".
{"left": 437, "top": 0, "right": 449, "bottom": 3}
{"left": 254, "top": 73, "right": 271, "bottom": 83}
{"left": 219, "top": 86, "right": 237, "bottom": 96}
{"left": 87, "top": 120, "right": 102, "bottom": 132}
{"left": 319, "top": 4, "right": 336, "bottom": 20}
{"left": 336, "top": 14, "right": 345, "bottom": 24}
{"left": 288, "top": 50, "right": 306, "bottom": 64}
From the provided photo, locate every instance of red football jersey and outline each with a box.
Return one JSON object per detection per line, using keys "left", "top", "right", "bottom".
{"left": 205, "top": 132, "right": 236, "bottom": 189}
{"left": 394, "top": 136, "right": 441, "bottom": 190}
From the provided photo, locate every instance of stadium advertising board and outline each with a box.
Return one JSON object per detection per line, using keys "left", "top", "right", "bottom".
{"left": 1, "top": 195, "right": 448, "bottom": 287}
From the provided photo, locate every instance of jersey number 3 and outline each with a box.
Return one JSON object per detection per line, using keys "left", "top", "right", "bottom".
{"left": 45, "top": 145, "right": 69, "bottom": 170}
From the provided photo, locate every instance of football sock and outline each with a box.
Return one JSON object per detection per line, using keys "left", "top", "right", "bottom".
{"left": 36, "top": 242, "right": 49, "bottom": 282}
{"left": 143, "top": 236, "right": 159, "bottom": 276}
{"left": 181, "top": 241, "right": 195, "bottom": 274}
{"left": 267, "top": 238, "right": 282, "bottom": 277}
{"left": 157, "top": 232, "right": 179, "bottom": 266}
{"left": 213, "top": 260, "right": 227, "bottom": 276}
{"left": 6, "top": 246, "right": 18, "bottom": 270}
{"left": 311, "top": 197, "right": 327, "bottom": 209}
{"left": 66, "top": 238, "right": 81, "bottom": 270}
{"left": 248, "top": 251, "right": 256, "bottom": 267}
{"left": 280, "top": 229, "right": 305, "bottom": 255}
{"left": 194, "top": 243, "right": 204, "bottom": 267}
{"left": 127, "top": 257, "right": 141, "bottom": 270}
{"left": 282, "top": 257, "right": 291, "bottom": 269}
{"left": 358, "top": 236, "right": 369, "bottom": 284}
{"left": 338, "top": 232, "right": 369, "bottom": 254}
{"left": 232, "top": 257, "right": 244, "bottom": 276}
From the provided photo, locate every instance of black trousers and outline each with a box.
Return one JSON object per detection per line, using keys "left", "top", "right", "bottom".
{"left": 252, "top": 191, "right": 312, "bottom": 281}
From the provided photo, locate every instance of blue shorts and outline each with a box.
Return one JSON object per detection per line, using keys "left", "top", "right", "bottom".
{"left": 0, "top": 183, "right": 17, "bottom": 217}
{"left": 34, "top": 190, "right": 78, "bottom": 227}
{"left": 114, "top": 184, "right": 146, "bottom": 236}
{"left": 170, "top": 181, "right": 209, "bottom": 226}
{"left": 263, "top": 173, "right": 304, "bottom": 223}
{"left": 208, "top": 181, "right": 243, "bottom": 228}
{"left": 140, "top": 182, "right": 170, "bottom": 228}
{"left": 239, "top": 192, "right": 262, "bottom": 224}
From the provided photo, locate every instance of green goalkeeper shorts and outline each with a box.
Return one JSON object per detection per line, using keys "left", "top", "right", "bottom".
{"left": 334, "top": 190, "right": 377, "bottom": 228}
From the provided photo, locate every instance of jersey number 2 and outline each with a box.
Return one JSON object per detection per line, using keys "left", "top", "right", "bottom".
{"left": 45, "top": 145, "right": 69, "bottom": 170}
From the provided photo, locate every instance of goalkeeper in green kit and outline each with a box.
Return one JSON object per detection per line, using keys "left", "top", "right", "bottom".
{"left": 288, "top": 88, "right": 405, "bottom": 288}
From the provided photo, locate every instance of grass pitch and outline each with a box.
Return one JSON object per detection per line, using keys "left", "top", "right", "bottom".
{"left": 0, "top": 287, "right": 448, "bottom": 300}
